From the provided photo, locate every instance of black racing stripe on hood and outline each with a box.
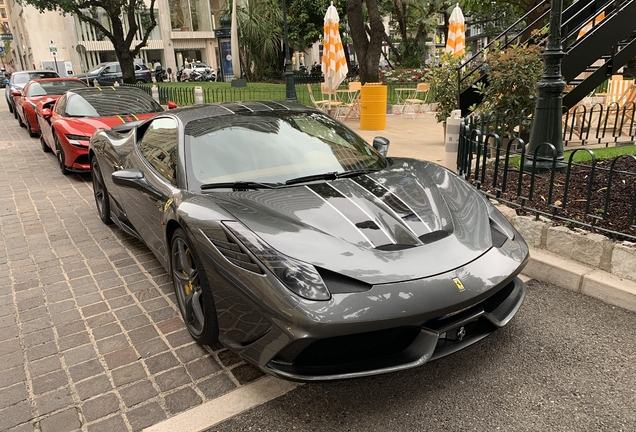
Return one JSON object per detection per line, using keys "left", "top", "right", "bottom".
{"left": 352, "top": 175, "right": 433, "bottom": 237}
{"left": 306, "top": 183, "right": 395, "bottom": 248}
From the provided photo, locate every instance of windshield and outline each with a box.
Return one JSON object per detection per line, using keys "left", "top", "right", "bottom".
{"left": 27, "top": 80, "right": 86, "bottom": 97}
{"left": 185, "top": 112, "right": 386, "bottom": 186}
{"left": 65, "top": 89, "right": 163, "bottom": 118}
{"left": 14, "top": 72, "right": 58, "bottom": 84}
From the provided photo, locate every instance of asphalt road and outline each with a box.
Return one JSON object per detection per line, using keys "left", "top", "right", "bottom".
{"left": 206, "top": 280, "right": 636, "bottom": 432}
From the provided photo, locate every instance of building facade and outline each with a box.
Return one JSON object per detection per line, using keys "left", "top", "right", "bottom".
{"left": 6, "top": 0, "right": 225, "bottom": 77}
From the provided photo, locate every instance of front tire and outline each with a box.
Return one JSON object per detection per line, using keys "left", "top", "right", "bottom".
{"left": 17, "top": 111, "right": 25, "bottom": 128}
{"left": 171, "top": 228, "right": 219, "bottom": 345}
{"left": 25, "top": 117, "right": 38, "bottom": 138}
{"left": 55, "top": 135, "right": 69, "bottom": 175}
{"left": 91, "top": 157, "right": 112, "bottom": 224}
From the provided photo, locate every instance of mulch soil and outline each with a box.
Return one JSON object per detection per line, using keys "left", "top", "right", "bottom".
{"left": 468, "top": 157, "right": 636, "bottom": 241}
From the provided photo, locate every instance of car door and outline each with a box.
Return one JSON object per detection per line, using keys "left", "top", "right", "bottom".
{"left": 99, "top": 64, "right": 120, "bottom": 85}
{"left": 119, "top": 117, "right": 180, "bottom": 262}
{"left": 15, "top": 83, "right": 27, "bottom": 122}
{"left": 41, "top": 95, "right": 65, "bottom": 150}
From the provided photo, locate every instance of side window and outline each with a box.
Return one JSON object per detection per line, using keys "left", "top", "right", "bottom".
{"left": 55, "top": 95, "right": 67, "bottom": 115}
{"left": 138, "top": 117, "right": 179, "bottom": 185}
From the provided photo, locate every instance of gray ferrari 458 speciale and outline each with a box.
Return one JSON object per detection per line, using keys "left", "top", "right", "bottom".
{"left": 89, "top": 101, "right": 529, "bottom": 381}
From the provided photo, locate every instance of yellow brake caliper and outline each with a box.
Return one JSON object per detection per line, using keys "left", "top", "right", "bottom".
{"left": 183, "top": 248, "right": 194, "bottom": 295}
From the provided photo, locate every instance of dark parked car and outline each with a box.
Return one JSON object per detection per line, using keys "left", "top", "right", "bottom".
{"left": 76, "top": 62, "right": 152, "bottom": 85}
{"left": 5, "top": 70, "right": 59, "bottom": 116}
{"left": 89, "top": 101, "right": 529, "bottom": 382}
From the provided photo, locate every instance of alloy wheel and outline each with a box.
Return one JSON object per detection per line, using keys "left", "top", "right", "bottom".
{"left": 91, "top": 158, "right": 111, "bottom": 224}
{"left": 55, "top": 136, "right": 69, "bottom": 175}
{"left": 172, "top": 237, "right": 205, "bottom": 337}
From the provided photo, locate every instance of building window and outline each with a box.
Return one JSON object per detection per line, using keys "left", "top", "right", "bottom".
{"left": 0, "top": 8, "right": 6, "bottom": 19}
{"left": 169, "top": 0, "right": 213, "bottom": 32}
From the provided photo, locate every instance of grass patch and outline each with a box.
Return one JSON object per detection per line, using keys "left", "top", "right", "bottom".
{"left": 505, "top": 144, "right": 636, "bottom": 168}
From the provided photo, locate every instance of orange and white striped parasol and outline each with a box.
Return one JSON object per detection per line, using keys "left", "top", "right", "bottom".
{"left": 445, "top": 4, "right": 465, "bottom": 59}
{"left": 577, "top": 12, "right": 605, "bottom": 39}
{"left": 322, "top": 2, "right": 348, "bottom": 111}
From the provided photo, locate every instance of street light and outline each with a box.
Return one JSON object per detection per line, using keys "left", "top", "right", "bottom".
{"left": 524, "top": 0, "right": 566, "bottom": 172}
{"left": 282, "top": 0, "right": 297, "bottom": 101}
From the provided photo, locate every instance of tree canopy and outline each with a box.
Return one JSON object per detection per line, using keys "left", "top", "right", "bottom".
{"left": 20, "top": 0, "right": 157, "bottom": 84}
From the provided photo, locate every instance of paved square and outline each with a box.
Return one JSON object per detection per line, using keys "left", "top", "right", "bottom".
{"left": 0, "top": 106, "right": 264, "bottom": 431}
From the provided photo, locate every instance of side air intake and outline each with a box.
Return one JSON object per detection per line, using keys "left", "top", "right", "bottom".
{"left": 210, "top": 233, "right": 263, "bottom": 274}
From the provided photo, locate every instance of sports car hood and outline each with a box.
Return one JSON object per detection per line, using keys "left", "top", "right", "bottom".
{"left": 211, "top": 159, "right": 495, "bottom": 284}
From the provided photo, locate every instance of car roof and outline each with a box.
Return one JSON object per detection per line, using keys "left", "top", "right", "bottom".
{"left": 13, "top": 70, "right": 57, "bottom": 74}
{"left": 68, "top": 86, "right": 150, "bottom": 95}
{"left": 167, "top": 101, "right": 318, "bottom": 125}
{"left": 28, "top": 78, "right": 85, "bottom": 84}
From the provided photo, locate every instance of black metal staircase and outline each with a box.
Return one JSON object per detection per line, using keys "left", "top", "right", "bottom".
{"left": 458, "top": 0, "right": 636, "bottom": 116}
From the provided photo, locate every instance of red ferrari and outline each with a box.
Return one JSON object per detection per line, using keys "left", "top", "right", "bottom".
{"left": 13, "top": 78, "right": 87, "bottom": 137}
{"left": 37, "top": 86, "right": 164, "bottom": 175}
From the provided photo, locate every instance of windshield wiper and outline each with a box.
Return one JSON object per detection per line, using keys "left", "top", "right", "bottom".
{"left": 284, "top": 172, "right": 338, "bottom": 186}
{"left": 200, "top": 181, "right": 283, "bottom": 191}
{"left": 335, "top": 168, "right": 380, "bottom": 179}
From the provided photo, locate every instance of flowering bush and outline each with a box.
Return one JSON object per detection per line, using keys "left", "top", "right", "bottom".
{"left": 379, "top": 68, "right": 430, "bottom": 84}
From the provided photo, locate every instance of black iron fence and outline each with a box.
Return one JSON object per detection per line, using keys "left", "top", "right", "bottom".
{"left": 468, "top": 104, "right": 636, "bottom": 149}
{"left": 457, "top": 115, "right": 636, "bottom": 241}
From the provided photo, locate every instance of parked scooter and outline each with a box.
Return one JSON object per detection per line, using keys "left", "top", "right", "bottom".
{"left": 154, "top": 65, "right": 168, "bottom": 82}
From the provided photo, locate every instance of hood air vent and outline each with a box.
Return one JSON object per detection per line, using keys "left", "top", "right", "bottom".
{"left": 317, "top": 268, "right": 372, "bottom": 294}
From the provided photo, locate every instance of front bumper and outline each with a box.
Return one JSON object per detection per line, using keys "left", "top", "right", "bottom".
{"left": 267, "top": 277, "right": 524, "bottom": 381}
{"left": 199, "top": 227, "right": 529, "bottom": 382}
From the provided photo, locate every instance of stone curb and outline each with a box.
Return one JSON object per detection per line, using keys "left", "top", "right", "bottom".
{"left": 523, "top": 249, "right": 636, "bottom": 313}
{"left": 493, "top": 203, "right": 636, "bottom": 312}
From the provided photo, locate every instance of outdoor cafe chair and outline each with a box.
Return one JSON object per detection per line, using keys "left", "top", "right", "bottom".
{"left": 402, "top": 83, "right": 430, "bottom": 118}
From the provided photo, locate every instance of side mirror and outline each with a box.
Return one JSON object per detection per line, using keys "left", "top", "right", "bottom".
{"left": 41, "top": 108, "right": 52, "bottom": 118}
{"left": 167, "top": 101, "right": 178, "bottom": 109}
{"left": 372, "top": 137, "right": 390, "bottom": 157}
{"left": 166, "top": 67, "right": 172, "bottom": 75}
{"left": 112, "top": 169, "right": 164, "bottom": 198}
{"left": 11, "top": 90, "right": 21, "bottom": 97}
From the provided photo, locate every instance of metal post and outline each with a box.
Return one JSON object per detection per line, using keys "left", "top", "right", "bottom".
{"left": 524, "top": 0, "right": 566, "bottom": 172}
{"left": 282, "top": 0, "right": 297, "bottom": 101}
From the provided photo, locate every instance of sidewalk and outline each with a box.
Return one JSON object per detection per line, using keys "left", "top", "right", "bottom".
{"left": 345, "top": 111, "right": 446, "bottom": 164}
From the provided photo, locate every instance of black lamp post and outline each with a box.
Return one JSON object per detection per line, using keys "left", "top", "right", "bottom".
{"left": 524, "top": 0, "right": 566, "bottom": 172}
{"left": 282, "top": 0, "right": 297, "bottom": 101}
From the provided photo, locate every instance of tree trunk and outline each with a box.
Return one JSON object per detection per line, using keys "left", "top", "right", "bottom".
{"left": 347, "top": 0, "right": 384, "bottom": 84}
{"left": 110, "top": 15, "right": 137, "bottom": 84}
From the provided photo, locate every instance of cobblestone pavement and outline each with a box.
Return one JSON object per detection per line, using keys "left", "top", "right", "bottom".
{"left": 0, "top": 107, "right": 265, "bottom": 432}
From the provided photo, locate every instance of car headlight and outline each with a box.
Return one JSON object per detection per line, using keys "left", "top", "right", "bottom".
{"left": 223, "top": 221, "right": 331, "bottom": 301}
{"left": 65, "top": 134, "right": 91, "bottom": 147}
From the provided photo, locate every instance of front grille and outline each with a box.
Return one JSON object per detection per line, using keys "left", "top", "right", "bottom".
{"left": 317, "top": 268, "right": 372, "bottom": 294}
{"left": 481, "top": 280, "right": 515, "bottom": 313}
{"left": 281, "top": 327, "right": 420, "bottom": 367}
{"left": 210, "top": 234, "right": 263, "bottom": 274}
{"left": 434, "top": 318, "right": 495, "bottom": 351}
